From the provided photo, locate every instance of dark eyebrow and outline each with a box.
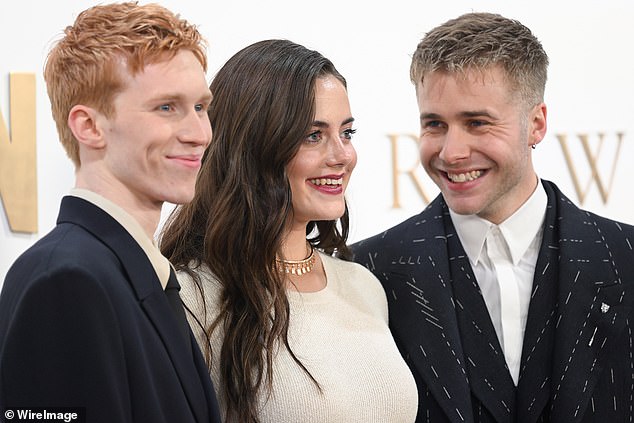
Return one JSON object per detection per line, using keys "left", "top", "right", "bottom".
{"left": 311, "top": 117, "right": 355, "bottom": 128}
{"left": 420, "top": 112, "right": 442, "bottom": 121}
{"left": 460, "top": 110, "right": 496, "bottom": 119}
{"left": 419, "top": 111, "right": 497, "bottom": 121}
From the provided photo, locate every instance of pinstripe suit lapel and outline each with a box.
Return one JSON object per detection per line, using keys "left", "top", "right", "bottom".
{"left": 516, "top": 184, "right": 559, "bottom": 423}
{"left": 361, "top": 198, "right": 476, "bottom": 422}
{"left": 544, "top": 182, "right": 632, "bottom": 422}
{"left": 444, "top": 215, "right": 517, "bottom": 423}
{"left": 515, "top": 180, "right": 634, "bottom": 422}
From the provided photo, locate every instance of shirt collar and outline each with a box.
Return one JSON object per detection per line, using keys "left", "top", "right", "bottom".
{"left": 69, "top": 188, "right": 171, "bottom": 289}
{"left": 450, "top": 181, "right": 548, "bottom": 266}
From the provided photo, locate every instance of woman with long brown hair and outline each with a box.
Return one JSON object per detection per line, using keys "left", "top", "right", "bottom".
{"left": 160, "top": 39, "right": 417, "bottom": 423}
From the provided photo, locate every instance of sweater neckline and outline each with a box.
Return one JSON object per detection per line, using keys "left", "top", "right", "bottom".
{"left": 287, "top": 251, "right": 335, "bottom": 302}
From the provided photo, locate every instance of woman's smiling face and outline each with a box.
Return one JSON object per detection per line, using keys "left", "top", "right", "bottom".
{"left": 286, "top": 75, "right": 357, "bottom": 228}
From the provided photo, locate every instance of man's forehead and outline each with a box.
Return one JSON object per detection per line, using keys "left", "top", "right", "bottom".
{"left": 419, "top": 66, "right": 509, "bottom": 87}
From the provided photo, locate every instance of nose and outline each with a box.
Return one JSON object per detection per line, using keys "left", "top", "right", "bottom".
{"left": 438, "top": 126, "right": 469, "bottom": 163}
{"left": 326, "top": 137, "right": 355, "bottom": 167}
{"left": 180, "top": 109, "right": 212, "bottom": 147}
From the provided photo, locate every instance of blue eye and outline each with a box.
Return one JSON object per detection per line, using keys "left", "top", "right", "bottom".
{"left": 158, "top": 104, "right": 172, "bottom": 112}
{"left": 194, "top": 104, "right": 205, "bottom": 112}
{"left": 306, "top": 131, "right": 322, "bottom": 143}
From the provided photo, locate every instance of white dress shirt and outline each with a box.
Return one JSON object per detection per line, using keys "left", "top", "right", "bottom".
{"left": 450, "top": 183, "right": 547, "bottom": 385}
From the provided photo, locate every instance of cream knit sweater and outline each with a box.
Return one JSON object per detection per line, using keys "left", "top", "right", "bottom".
{"left": 178, "top": 252, "right": 418, "bottom": 423}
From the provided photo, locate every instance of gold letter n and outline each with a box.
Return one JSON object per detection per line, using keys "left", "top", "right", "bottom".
{"left": 0, "top": 73, "right": 37, "bottom": 233}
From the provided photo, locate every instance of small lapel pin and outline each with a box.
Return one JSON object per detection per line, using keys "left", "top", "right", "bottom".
{"left": 601, "top": 303, "right": 610, "bottom": 314}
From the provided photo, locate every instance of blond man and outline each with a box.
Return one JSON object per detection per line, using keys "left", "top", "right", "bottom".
{"left": 354, "top": 12, "right": 634, "bottom": 422}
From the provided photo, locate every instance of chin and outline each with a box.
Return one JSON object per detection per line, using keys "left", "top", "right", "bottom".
{"left": 167, "top": 192, "right": 195, "bottom": 206}
{"left": 310, "top": 212, "right": 342, "bottom": 222}
{"left": 326, "top": 208, "right": 346, "bottom": 221}
{"left": 444, "top": 200, "right": 480, "bottom": 216}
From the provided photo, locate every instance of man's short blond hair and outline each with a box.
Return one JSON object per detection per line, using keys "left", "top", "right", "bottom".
{"left": 411, "top": 12, "right": 548, "bottom": 110}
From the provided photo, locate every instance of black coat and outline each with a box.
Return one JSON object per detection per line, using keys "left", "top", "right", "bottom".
{"left": 0, "top": 196, "right": 221, "bottom": 423}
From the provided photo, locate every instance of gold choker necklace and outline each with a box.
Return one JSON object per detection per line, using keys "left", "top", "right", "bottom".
{"left": 276, "top": 245, "right": 316, "bottom": 276}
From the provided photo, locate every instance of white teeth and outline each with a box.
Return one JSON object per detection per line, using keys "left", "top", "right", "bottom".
{"left": 310, "top": 178, "right": 343, "bottom": 186}
{"left": 447, "top": 170, "right": 482, "bottom": 183}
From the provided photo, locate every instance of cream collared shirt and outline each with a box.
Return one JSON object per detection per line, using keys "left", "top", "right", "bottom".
{"left": 450, "top": 182, "right": 547, "bottom": 384}
{"left": 69, "top": 188, "right": 171, "bottom": 289}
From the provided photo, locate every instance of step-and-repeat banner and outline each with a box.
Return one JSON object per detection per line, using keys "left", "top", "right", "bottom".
{"left": 1, "top": 1, "right": 633, "bottom": 283}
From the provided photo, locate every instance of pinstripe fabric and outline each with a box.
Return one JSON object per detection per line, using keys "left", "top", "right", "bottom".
{"left": 515, "top": 192, "right": 558, "bottom": 423}
{"left": 445, "top": 216, "right": 515, "bottom": 422}
{"left": 352, "top": 180, "right": 634, "bottom": 422}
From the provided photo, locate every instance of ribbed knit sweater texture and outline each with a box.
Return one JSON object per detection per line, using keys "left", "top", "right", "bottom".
{"left": 178, "top": 252, "right": 418, "bottom": 423}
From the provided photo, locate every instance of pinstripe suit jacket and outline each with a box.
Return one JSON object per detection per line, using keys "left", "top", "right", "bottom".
{"left": 352, "top": 180, "right": 634, "bottom": 423}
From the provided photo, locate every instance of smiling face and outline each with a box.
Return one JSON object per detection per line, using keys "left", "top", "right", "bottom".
{"left": 89, "top": 49, "right": 212, "bottom": 211}
{"left": 286, "top": 75, "right": 357, "bottom": 228}
{"left": 416, "top": 66, "right": 546, "bottom": 224}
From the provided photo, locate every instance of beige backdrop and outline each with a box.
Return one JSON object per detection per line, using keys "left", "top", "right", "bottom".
{"left": 1, "top": 0, "right": 633, "bottom": 284}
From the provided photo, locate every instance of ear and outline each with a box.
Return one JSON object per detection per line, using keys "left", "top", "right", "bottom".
{"left": 528, "top": 103, "right": 547, "bottom": 148}
{"left": 67, "top": 105, "right": 106, "bottom": 150}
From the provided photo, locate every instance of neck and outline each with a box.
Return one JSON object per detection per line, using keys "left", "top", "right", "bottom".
{"left": 279, "top": 226, "right": 311, "bottom": 260}
{"left": 275, "top": 244, "right": 315, "bottom": 276}
{"left": 279, "top": 227, "right": 327, "bottom": 291}
{"left": 75, "top": 174, "right": 162, "bottom": 239}
{"left": 277, "top": 226, "right": 317, "bottom": 277}
{"left": 480, "top": 173, "right": 539, "bottom": 225}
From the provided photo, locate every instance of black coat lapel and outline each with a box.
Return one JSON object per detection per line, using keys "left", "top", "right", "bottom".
{"left": 58, "top": 196, "right": 209, "bottom": 423}
{"left": 516, "top": 182, "right": 560, "bottom": 423}
{"left": 515, "top": 180, "right": 634, "bottom": 422}
{"left": 542, "top": 182, "right": 633, "bottom": 422}
{"left": 444, "top": 216, "right": 516, "bottom": 423}
{"left": 141, "top": 292, "right": 209, "bottom": 422}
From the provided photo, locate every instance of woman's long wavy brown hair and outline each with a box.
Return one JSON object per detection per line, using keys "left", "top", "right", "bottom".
{"left": 160, "top": 39, "right": 351, "bottom": 423}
